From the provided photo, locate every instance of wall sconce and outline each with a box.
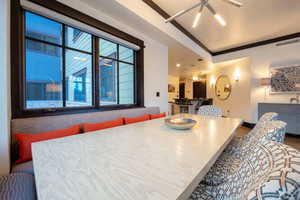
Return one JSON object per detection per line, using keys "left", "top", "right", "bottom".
{"left": 260, "top": 78, "right": 271, "bottom": 101}
{"left": 210, "top": 77, "right": 216, "bottom": 87}
{"left": 234, "top": 69, "right": 240, "bottom": 82}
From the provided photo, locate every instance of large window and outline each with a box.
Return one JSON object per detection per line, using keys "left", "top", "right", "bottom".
{"left": 23, "top": 11, "right": 137, "bottom": 113}
{"left": 25, "top": 12, "right": 92, "bottom": 109}
{"left": 99, "top": 39, "right": 135, "bottom": 105}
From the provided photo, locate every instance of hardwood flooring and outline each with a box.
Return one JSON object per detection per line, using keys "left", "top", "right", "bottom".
{"left": 236, "top": 126, "right": 300, "bottom": 151}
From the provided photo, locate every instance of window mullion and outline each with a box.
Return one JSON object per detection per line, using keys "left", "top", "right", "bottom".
{"left": 134, "top": 51, "right": 137, "bottom": 105}
{"left": 94, "top": 37, "right": 100, "bottom": 108}
{"left": 117, "top": 44, "right": 120, "bottom": 105}
{"left": 62, "top": 24, "right": 66, "bottom": 107}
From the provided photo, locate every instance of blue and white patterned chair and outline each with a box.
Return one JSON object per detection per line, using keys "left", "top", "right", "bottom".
{"left": 0, "top": 173, "right": 37, "bottom": 200}
{"left": 197, "top": 105, "right": 222, "bottom": 117}
{"left": 201, "top": 112, "right": 278, "bottom": 186}
{"left": 190, "top": 141, "right": 300, "bottom": 200}
{"left": 202, "top": 120, "right": 286, "bottom": 186}
{"left": 228, "top": 112, "right": 278, "bottom": 149}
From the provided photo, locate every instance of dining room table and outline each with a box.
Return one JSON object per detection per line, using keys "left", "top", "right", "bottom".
{"left": 32, "top": 114, "right": 242, "bottom": 200}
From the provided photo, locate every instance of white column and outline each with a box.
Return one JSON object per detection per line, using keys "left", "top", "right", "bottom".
{"left": 0, "top": 0, "right": 11, "bottom": 175}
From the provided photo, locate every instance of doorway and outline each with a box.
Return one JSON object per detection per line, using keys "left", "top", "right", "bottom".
{"left": 193, "top": 81, "right": 206, "bottom": 98}
{"left": 179, "top": 83, "right": 185, "bottom": 99}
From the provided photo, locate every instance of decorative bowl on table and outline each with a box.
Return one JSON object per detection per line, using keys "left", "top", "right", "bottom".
{"left": 165, "top": 118, "right": 197, "bottom": 130}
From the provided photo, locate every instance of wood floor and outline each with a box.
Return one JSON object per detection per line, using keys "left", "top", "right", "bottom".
{"left": 236, "top": 126, "right": 300, "bottom": 151}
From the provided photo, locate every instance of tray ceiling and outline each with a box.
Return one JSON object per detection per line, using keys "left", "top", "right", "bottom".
{"left": 151, "top": 0, "right": 300, "bottom": 52}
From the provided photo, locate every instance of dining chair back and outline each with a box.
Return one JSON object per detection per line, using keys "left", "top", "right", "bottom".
{"left": 203, "top": 120, "right": 286, "bottom": 186}
{"left": 228, "top": 112, "right": 279, "bottom": 149}
{"left": 227, "top": 120, "right": 287, "bottom": 159}
{"left": 197, "top": 105, "right": 222, "bottom": 117}
{"left": 190, "top": 141, "right": 300, "bottom": 199}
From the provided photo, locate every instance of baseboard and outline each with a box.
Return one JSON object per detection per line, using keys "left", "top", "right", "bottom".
{"left": 286, "top": 133, "right": 300, "bottom": 137}
{"left": 242, "top": 122, "right": 255, "bottom": 129}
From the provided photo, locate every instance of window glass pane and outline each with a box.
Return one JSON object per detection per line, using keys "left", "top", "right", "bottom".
{"left": 119, "top": 63, "right": 134, "bottom": 104}
{"left": 65, "top": 50, "right": 92, "bottom": 107}
{"left": 25, "top": 12, "right": 62, "bottom": 45}
{"left": 99, "top": 39, "right": 117, "bottom": 59}
{"left": 65, "top": 26, "right": 92, "bottom": 52}
{"left": 25, "top": 39, "right": 63, "bottom": 109}
{"left": 99, "top": 58, "right": 117, "bottom": 105}
{"left": 119, "top": 46, "right": 134, "bottom": 63}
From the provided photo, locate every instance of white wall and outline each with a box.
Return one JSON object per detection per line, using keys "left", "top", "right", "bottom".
{"left": 144, "top": 40, "right": 169, "bottom": 112}
{"left": 207, "top": 58, "right": 252, "bottom": 122}
{"left": 168, "top": 75, "right": 179, "bottom": 102}
{"left": 213, "top": 41, "right": 300, "bottom": 123}
{"left": 58, "top": 0, "right": 169, "bottom": 113}
{"left": 0, "top": 0, "right": 11, "bottom": 175}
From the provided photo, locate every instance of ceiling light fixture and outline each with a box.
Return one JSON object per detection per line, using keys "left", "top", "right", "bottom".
{"left": 176, "top": 63, "right": 181, "bottom": 67}
{"left": 192, "top": 4, "right": 204, "bottom": 28}
{"left": 214, "top": 14, "right": 226, "bottom": 26}
{"left": 165, "top": 0, "right": 242, "bottom": 27}
{"left": 226, "top": 0, "right": 242, "bottom": 7}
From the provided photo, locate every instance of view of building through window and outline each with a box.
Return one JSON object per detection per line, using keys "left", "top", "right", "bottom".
{"left": 24, "top": 11, "right": 135, "bottom": 109}
{"left": 99, "top": 39, "right": 135, "bottom": 105}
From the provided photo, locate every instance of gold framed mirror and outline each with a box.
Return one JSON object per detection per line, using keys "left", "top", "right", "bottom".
{"left": 215, "top": 75, "right": 231, "bottom": 100}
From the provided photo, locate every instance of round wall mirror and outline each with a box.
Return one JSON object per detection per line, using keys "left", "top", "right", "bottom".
{"left": 215, "top": 75, "right": 231, "bottom": 100}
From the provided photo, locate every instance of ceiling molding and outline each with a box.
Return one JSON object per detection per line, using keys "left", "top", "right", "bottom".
{"left": 142, "top": 0, "right": 211, "bottom": 53}
{"left": 142, "top": 0, "right": 300, "bottom": 56}
{"left": 212, "top": 32, "right": 300, "bottom": 55}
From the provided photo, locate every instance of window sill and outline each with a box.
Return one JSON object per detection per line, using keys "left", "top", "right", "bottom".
{"left": 13, "top": 105, "right": 145, "bottom": 119}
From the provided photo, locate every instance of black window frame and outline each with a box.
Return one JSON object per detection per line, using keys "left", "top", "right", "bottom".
{"left": 24, "top": 11, "right": 94, "bottom": 110}
{"left": 11, "top": 0, "right": 145, "bottom": 118}
{"left": 72, "top": 68, "right": 88, "bottom": 103}
{"left": 99, "top": 38, "right": 136, "bottom": 106}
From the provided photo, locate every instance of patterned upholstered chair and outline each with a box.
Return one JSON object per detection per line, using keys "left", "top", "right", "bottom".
{"left": 229, "top": 112, "right": 278, "bottom": 147}
{"left": 202, "top": 120, "right": 286, "bottom": 186}
{"left": 197, "top": 105, "right": 222, "bottom": 117}
{"left": 190, "top": 141, "right": 300, "bottom": 200}
{"left": 225, "top": 112, "right": 280, "bottom": 157}
{"left": 0, "top": 173, "right": 37, "bottom": 200}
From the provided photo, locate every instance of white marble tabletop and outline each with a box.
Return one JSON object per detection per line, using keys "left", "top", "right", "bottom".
{"left": 32, "top": 114, "right": 242, "bottom": 200}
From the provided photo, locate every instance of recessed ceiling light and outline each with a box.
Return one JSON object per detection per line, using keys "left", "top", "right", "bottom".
{"left": 176, "top": 64, "right": 181, "bottom": 67}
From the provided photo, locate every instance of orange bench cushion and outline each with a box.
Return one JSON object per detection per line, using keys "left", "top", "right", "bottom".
{"left": 124, "top": 115, "right": 150, "bottom": 125}
{"left": 83, "top": 118, "right": 124, "bottom": 132}
{"left": 14, "top": 125, "right": 81, "bottom": 164}
{"left": 150, "top": 112, "right": 166, "bottom": 120}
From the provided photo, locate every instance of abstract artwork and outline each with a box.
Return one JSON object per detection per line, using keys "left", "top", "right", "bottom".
{"left": 270, "top": 65, "right": 300, "bottom": 93}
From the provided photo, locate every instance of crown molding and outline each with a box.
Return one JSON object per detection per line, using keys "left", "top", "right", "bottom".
{"left": 212, "top": 32, "right": 300, "bottom": 56}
